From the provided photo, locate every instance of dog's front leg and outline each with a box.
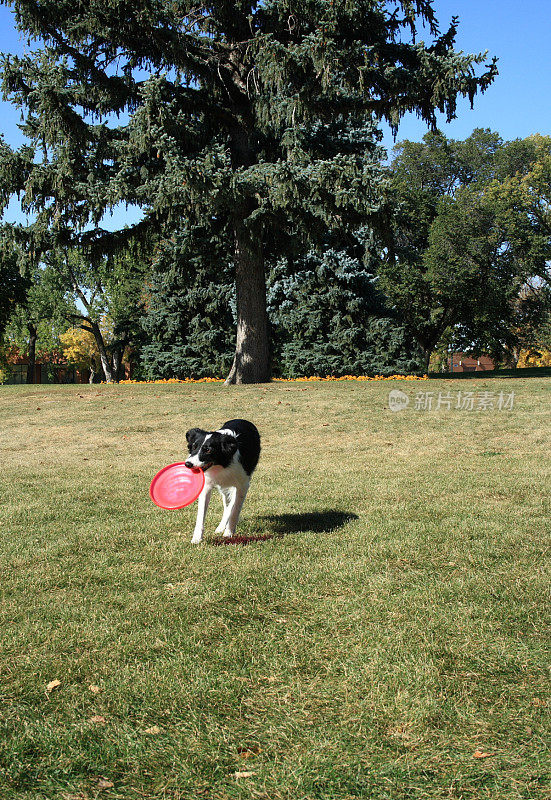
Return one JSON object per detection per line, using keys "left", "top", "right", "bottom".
{"left": 191, "top": 485, "right": 212, "bottom": 544}
{"left": 223, "top": 484, "right": 249, "bottom": 538}
{"left": 215, "top": 488, "right": 234, "bottom": 534}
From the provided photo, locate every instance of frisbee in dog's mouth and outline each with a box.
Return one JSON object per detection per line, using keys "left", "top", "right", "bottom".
{"left": 200, "top": 462, "right": 214, "bottom": 472}
{"left": 150, "top": 463, "right": 205, "bottom": 509}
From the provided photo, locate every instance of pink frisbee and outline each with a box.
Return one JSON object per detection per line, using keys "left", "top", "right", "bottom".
{"left": 149, "top": 463, "right": 205, "bottom": 510}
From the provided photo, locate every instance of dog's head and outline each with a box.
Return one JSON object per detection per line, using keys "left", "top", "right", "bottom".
{"left": 185, "top": 428, "right": 238, "bottom": 471}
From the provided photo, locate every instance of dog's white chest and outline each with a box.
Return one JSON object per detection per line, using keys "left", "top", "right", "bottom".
{"left": 205, "top": 453, "right": 249, "bottom": 491}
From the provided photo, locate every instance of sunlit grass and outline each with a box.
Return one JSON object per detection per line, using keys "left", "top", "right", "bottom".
{"left": 0, "top": 377, "right": 549, "bottom": 799}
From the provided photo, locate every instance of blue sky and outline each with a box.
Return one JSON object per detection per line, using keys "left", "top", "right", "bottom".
{"left": 381, "top": 0, "right": 551, "bottom": 152}
{"left": 1, "top": 0, "right": 550, "bottom": 227}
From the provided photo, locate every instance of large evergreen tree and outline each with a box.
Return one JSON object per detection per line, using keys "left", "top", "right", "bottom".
{"left": 0, "top": 0, "right": 496, "bottom": 382}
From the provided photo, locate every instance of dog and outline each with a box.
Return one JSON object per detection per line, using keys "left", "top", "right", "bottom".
{"left": 184, "top": 419, "right": 261, "bottom": 543}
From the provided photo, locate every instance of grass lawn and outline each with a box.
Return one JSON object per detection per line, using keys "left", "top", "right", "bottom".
{"left": 0, "top": 377, "right": 549, "bottom": 800}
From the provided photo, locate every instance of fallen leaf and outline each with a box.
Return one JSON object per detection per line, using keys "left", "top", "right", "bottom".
{"left": 387, "top": 724, "right": 411, "bottom": 739}
{"left": 473, "top": 749, "right": 495, "bottom": 759}
{"left": 46, "top": 679, "right": 61, "bottom": 693}
{"left": 237, "top": 745, "right": 262, "bottom": 759}
{"left": 144, "top": 725, "right": 161, "bottom": 735}
{"left": 89, "top": 715, "right": 106, "bottom": 724}
{"left": 234, "top": 771, "right": 255, "bottom": 778}
{"left": 97, "top": 778, "right": 114, "bottom": 789}
{"left": 89, "top": 685, "right": 101, "bottom": 694}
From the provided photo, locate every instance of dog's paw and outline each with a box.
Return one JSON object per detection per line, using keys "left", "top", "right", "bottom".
{"left": 215, "top": 523, "right": 226, "bottom": 534}
{"left": 191, "top": 533, "right": 204, "bottom": 544}
{"left": 222, "top": 529, "right": 234, "bottom": 538}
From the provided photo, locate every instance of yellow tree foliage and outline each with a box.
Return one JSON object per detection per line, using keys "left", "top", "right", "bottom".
{"left": 59, "top": 327, "right": 98, "bottom": 369}
{"left": 485, "top": 135, "right": 551, "bottom": 230}
{"left": 517, "top": 348, "right": 551, "bottom": 367}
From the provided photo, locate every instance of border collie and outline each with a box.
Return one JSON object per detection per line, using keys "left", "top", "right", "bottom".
{"left": 184, "top": 419, "right": 261, "bottom": 543}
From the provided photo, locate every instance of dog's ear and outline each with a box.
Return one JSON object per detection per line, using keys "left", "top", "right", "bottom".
{"left": 220, "top": 438, "right": 238, "bottom": 459}
{"left": 186, "top": 428, "right": 206, "bottom": 450}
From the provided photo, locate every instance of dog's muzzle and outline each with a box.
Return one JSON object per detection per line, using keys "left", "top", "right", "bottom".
{"left": 185, "top": 460, "right": 212, "bottom": 472}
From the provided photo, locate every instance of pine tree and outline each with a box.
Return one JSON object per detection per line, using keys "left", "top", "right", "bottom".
{"left": 1, "top": 0, "right": 497, "bottom": 382}
{"left": 139, "top": 221, "right": 236, "bottom": 379}
{"left": 0, "top": 227, "right": 28, "bottom": 336}
{"left": 267, "top": 231, "right": 422, "bottom": 376}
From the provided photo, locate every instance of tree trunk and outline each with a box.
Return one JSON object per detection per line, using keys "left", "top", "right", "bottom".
{"left": 89, "top": 359, "right": 97, "bottom": 384}
{"left": 225, "top": 123, "right": 271, "bottom": 385}
{"left": 423, "top": 348, "right": 432, "bottom": 375}
{"left": 87, "top": 321, "right": 114, "bottom": 383}
{"left": 112, "top": 344, "right": 128, "bottom": 382}
{"left": 26, "top": 322, "right": 37, "bottom": 384}
{"left": 112, "top": 346, "right": 122, "bottom": 382}
{"left": 225, "top": 216, "right": 271, "bottom": 385}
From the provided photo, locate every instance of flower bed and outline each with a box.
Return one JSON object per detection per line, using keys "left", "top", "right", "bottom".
{"left": 118, "top": 374, "right": 428, "bottom": 384}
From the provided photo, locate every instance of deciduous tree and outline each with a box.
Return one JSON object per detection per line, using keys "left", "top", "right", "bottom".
{"left": 380, "top": 130, "right": 551, "bottom": 370}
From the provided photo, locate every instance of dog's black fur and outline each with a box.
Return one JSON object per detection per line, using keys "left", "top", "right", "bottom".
{"left": 185, "top": 419, "right": 260, "bottom": 474}
{"left": 184, "top": 419, "right": 261, "bottom": 542}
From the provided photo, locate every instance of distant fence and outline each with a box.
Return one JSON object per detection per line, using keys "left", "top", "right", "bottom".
{"left": 4, "top": 364, "right": 78, "bottom": 384}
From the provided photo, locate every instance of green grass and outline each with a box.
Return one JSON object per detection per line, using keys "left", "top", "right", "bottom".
{"left": 0, "top": 377, "right": 549, "bottom": 800}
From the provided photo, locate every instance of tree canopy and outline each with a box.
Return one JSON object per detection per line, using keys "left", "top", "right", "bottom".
{"left": 0, "top": 0, "right": 497, "bottom": 382}
{"left": 0, "top": 228, "right": 28, "bottom": 336}
{"left": 379, "top": 130, "right": 551, "bottom": 370}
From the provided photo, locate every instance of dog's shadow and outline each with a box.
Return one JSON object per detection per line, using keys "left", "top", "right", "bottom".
{"left": 210, "top": 510, "right": 358, "bottom": 546}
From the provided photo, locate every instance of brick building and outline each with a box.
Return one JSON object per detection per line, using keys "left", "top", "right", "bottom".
{"left": 448, "top": 352, "right": 495, "bottom": 373}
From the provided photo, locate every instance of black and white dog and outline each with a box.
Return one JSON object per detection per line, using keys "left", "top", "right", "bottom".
{"left": 184, "top": 419, "right": 261, "bottom": 543}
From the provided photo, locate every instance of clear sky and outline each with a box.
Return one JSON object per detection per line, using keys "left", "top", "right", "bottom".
{"left": 380, "top": 0, "right": 551, "bottom": 153}
{"left": 1, "top": 0, "right": 550, "bottom": 227}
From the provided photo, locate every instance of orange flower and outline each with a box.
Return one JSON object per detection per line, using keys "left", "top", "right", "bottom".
{"left": 116, "top": 374, "right": 427, "bottom": 385}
